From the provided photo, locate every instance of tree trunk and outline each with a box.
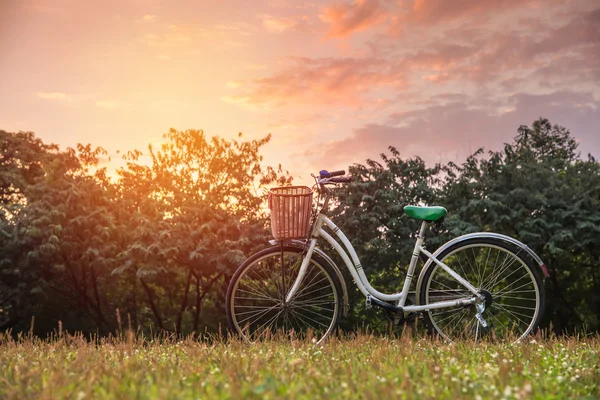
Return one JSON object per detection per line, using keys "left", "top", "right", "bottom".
{"left": 175, "top": 269, "right": 193, "bottom": 334}
{"left": 81, "top": 262, "right": 88, "bottom": 308}
{"left": 549, "top": 263, "right": 582, "bottom": 333}
{"left": 131, "top": 272, "right": 138, "bottom": 328}
{"left": 65, "top": 258, "right": 86, "bottom": 310}
{"left": 193, "top": 275, "right": 201, "bottom": 332}
{"left": 64, "top": 258, "right": 110, "bottom": 333}
{"left": 192, "top": 272, "right": 224, "bottom": 333}
{"left": 140, "top": 278, "right": 164, "bottom": 330}
{"left": 90, "top": 265, "right": 109, "bottom": 331}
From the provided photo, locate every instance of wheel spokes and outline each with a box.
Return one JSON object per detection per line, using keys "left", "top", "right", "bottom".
{"left": 426, "top": 244, "right": 540, "bottom": 341}
{"left": 231, "top": 251, "right": 338, "bottom": 342}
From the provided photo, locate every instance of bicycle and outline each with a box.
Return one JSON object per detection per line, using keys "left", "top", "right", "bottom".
{"left": 226, "top": 169, "right": 548, "bottom": 344}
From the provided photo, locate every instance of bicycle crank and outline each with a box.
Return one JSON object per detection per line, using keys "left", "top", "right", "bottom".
{"left": 474, "top": 289, "right": 493, "bottom": 328}
{"left": 366, "top": 295, "right": 404, "bottom": 313}
{"left": 475, "top": 310, "right": 488, "bottom": 328}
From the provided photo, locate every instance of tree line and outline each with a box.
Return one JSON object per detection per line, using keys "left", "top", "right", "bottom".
{"left": 1, "top": 118, "right": 598, "bottom": 336}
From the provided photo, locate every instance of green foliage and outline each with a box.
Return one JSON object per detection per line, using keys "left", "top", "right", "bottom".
{"left": 0, "top": 129, "right": 289, "bottom": 336}
{"left": 330, "top": 118, "right": 600, "bottom": 334}
{"left": 1, "top": 118, "right": 599, "bottom": 336}
{"left": 439, "top": 119, "right": 600, "bottom": 332}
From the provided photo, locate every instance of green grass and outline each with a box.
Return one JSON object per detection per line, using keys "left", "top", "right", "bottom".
{"left": 0, "top": 331, "right": 598, "bottom": 399}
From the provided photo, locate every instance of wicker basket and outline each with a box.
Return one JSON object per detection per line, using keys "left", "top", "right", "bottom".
{"left": 268, "top": 186, "right": 313, "bottom": 239}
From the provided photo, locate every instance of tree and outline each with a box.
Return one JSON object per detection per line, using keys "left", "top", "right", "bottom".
{"left": 329, "top": 151, "right": 445, "bottom": 329}
{"left": 113, "top": 129, "right": 290, "bottom": 334}
{"left": 2, "top": 119, "right": 598, "bottom": 336}
{"left": 440, "top": 119, "right": 600, "bottom": 332}
{"left": 330, "top": 118, "right": 600, "bottom": 334}
{"left": 1, "top": 133, "right": 120, "bottom": 334}
{"left": 1, "top": 128, "right": 290, "bottom": 336}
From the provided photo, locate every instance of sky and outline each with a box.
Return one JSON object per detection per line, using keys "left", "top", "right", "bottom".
{"left": 1, "top": 0, "right": 599, "bottom": 182}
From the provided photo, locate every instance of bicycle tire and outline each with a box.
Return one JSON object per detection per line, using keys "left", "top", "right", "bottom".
{"left": 419, "top": 237, "right": 545, "bottom": 342}
{"left": 226, "top": 245, "right": 343, "bottom": 344}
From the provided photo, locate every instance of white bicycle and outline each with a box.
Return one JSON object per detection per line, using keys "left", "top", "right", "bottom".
{"left": 226, "top": 170, "right": 548, "bottom": 344}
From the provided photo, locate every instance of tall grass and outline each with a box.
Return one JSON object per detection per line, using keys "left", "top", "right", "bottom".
{"left": 0, "top": 329, "right": 598, "bottom": 399}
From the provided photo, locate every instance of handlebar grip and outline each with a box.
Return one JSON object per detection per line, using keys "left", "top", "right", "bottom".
{"left": 319, "top": 169, "right": 346, "bottom": 178}
{"left": 329, "top": 176, "right": 352, "bottom": 183}
{"left": 329, "top": 170, "right": 346, "bottom": 177}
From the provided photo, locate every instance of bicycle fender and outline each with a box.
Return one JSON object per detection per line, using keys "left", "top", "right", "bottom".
{"left": 414, "top": 232, "right": 550, "bottom": 305}
{"left": 269, "top": 239, "right": 350, "bottom": 317}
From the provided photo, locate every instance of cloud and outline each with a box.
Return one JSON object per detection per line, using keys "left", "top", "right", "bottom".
{"left": 265, "top": 113, "right": 327, "bottom": 130}
{"left": 223, "top": 41, "right": 244, "bottom": 47}
{"left": 22, "top": 2, "right": 57, "bottom": 14}
{"left": 526, "top": 8, "right": 600, "bottom": 56}
{"left": 96, "top": 100, "right": 130, "bottom": 109}
{"left": 214, "top": 22, "right": 255, "bottom": 36}
{"left": 226, "top": 7, "right": 600, "bottom": 116}
{"left": 141, "top": 22, "right": 256, "bottom": 52}
{"left": 406, "top": 0, "right": 555, "bottom": 25}
{"left": 533, "top": 43, "right": 600, "bottom": 84}
{"left": 385, "top": 0, "right": 572, "bottom": 38}
{"left": 258, "top": 14, "right": 310, "bottom": 33}
{"left": 221, "top": 95, "right": 261, "bottom": 111}
{"left": 243, "top": 63, "right": 268, "bottom": 71}
{"left": 371, "top": 7, "right": 600, "bottom": 91}
{"left": 320, "top": 0, "right": 386, "bottom": 38}
{"left": 268, "top": 0, "right": 318, "bottom": 9}
{"left": 445, "top": 8, "right": 600, "bottom": 85}
{"left": 223, "top": 57, "right": 405, "bottom": 109}
{"left": 302, "top": 90, "right": 600, "bottom": 168}
{"left": 143, "top": 30, "right": 193, "bottom": 47}
{"left": 143, "top": 14, "right": 157, "bottom": 22}
{"left": 225, "top": 81, "right": 242, "bottom": 88}
{"left": 36, "top": 92, "right": 74, "bottom": 102}
{"left": 141, "top": 24, "right": 211, "bottom": 49}
{"left": 407, "top": 43, "right": 479, "bottom": 70}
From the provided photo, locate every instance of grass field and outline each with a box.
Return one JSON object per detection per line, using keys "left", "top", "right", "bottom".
{"left": 0, "top": 330, "right": 598, "bottom": 399}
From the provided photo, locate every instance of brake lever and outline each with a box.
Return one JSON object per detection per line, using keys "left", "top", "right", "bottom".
{"left": 318, "top": 178, "right": 336, "bottom": 185}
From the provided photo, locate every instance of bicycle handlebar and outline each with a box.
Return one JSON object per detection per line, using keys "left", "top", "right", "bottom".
{"left": 319, "top": 169, "right": 346, "bottom": 178}
{"left": 313, "top": 171, "right": 352, "bottom": 212}
{"left": 328, "top": 176, "right": 352, "bottom": 183}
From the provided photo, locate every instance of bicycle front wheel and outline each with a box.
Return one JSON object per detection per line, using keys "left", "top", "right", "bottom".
{"left": 419, "top": 238, "right": 545, "bottom": 342}
{"left": 226, "top": 246, "right": 343, "bottom": 344}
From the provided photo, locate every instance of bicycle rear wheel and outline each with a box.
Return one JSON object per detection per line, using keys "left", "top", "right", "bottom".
{"left": 419, "top": 238, "right": 545, "bottom": 342}
{"left": 226, "top": 246, "right": 343, "bottom": 344}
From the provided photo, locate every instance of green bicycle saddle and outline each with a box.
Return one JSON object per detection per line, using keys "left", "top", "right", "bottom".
{"left": 403, "top": 205, "right": 447, "bottom": 221}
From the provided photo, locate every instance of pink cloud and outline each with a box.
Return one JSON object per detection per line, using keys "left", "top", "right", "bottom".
{"left": 534, "top": 44, "right": 600, "bottom": 83}
{"left": 226, "top": 7, "right": 600, "bottom": 113}
{"left": 526, "top": 7, "right": 600, "bottom": 56}
{"left": 407, "top": 43, "right": 478, "bottom": 69}
{"left": 445, "top": 8, "right": 600, "bottom": 84}
{"left": 268, "top": 0, "right": 318, "bottom": 9}
{"left": 258, "top": 14, "right": 311, "bottom": 33}
{"left": 36, "top": 92, "right": 74, "bottom": 101}
{"left": 409, "top": 0, "right": 558, "bottom": 25}
{"left": 382, "top": 7, "right": 600, "bottom": 89}
{"left": 320, "top": 0, "right": 386, "bottom": 38}
{"left": 223, "top": 57, "right": 406, "bottom": 108}
{"left": 410, "top": 0, "right": 515, "bottom": 24}
{"left": 387, "top": 0, "right": 567, "bottom": 37}
{"left": 302, "top": 90, "right": 600, "bottom": 168}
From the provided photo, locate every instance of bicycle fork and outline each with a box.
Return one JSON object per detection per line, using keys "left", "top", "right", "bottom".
{"left": 284, "top": 238, "right": 318, "bottom": 303}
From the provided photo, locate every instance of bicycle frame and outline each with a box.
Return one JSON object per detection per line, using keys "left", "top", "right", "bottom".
{"left": 285, "top": 212, "right": 482, "bottom": 313}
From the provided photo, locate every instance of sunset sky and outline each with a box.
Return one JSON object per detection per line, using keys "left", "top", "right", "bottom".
{"left": 1, "top": 0, "right": 599, "bottom": 181}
